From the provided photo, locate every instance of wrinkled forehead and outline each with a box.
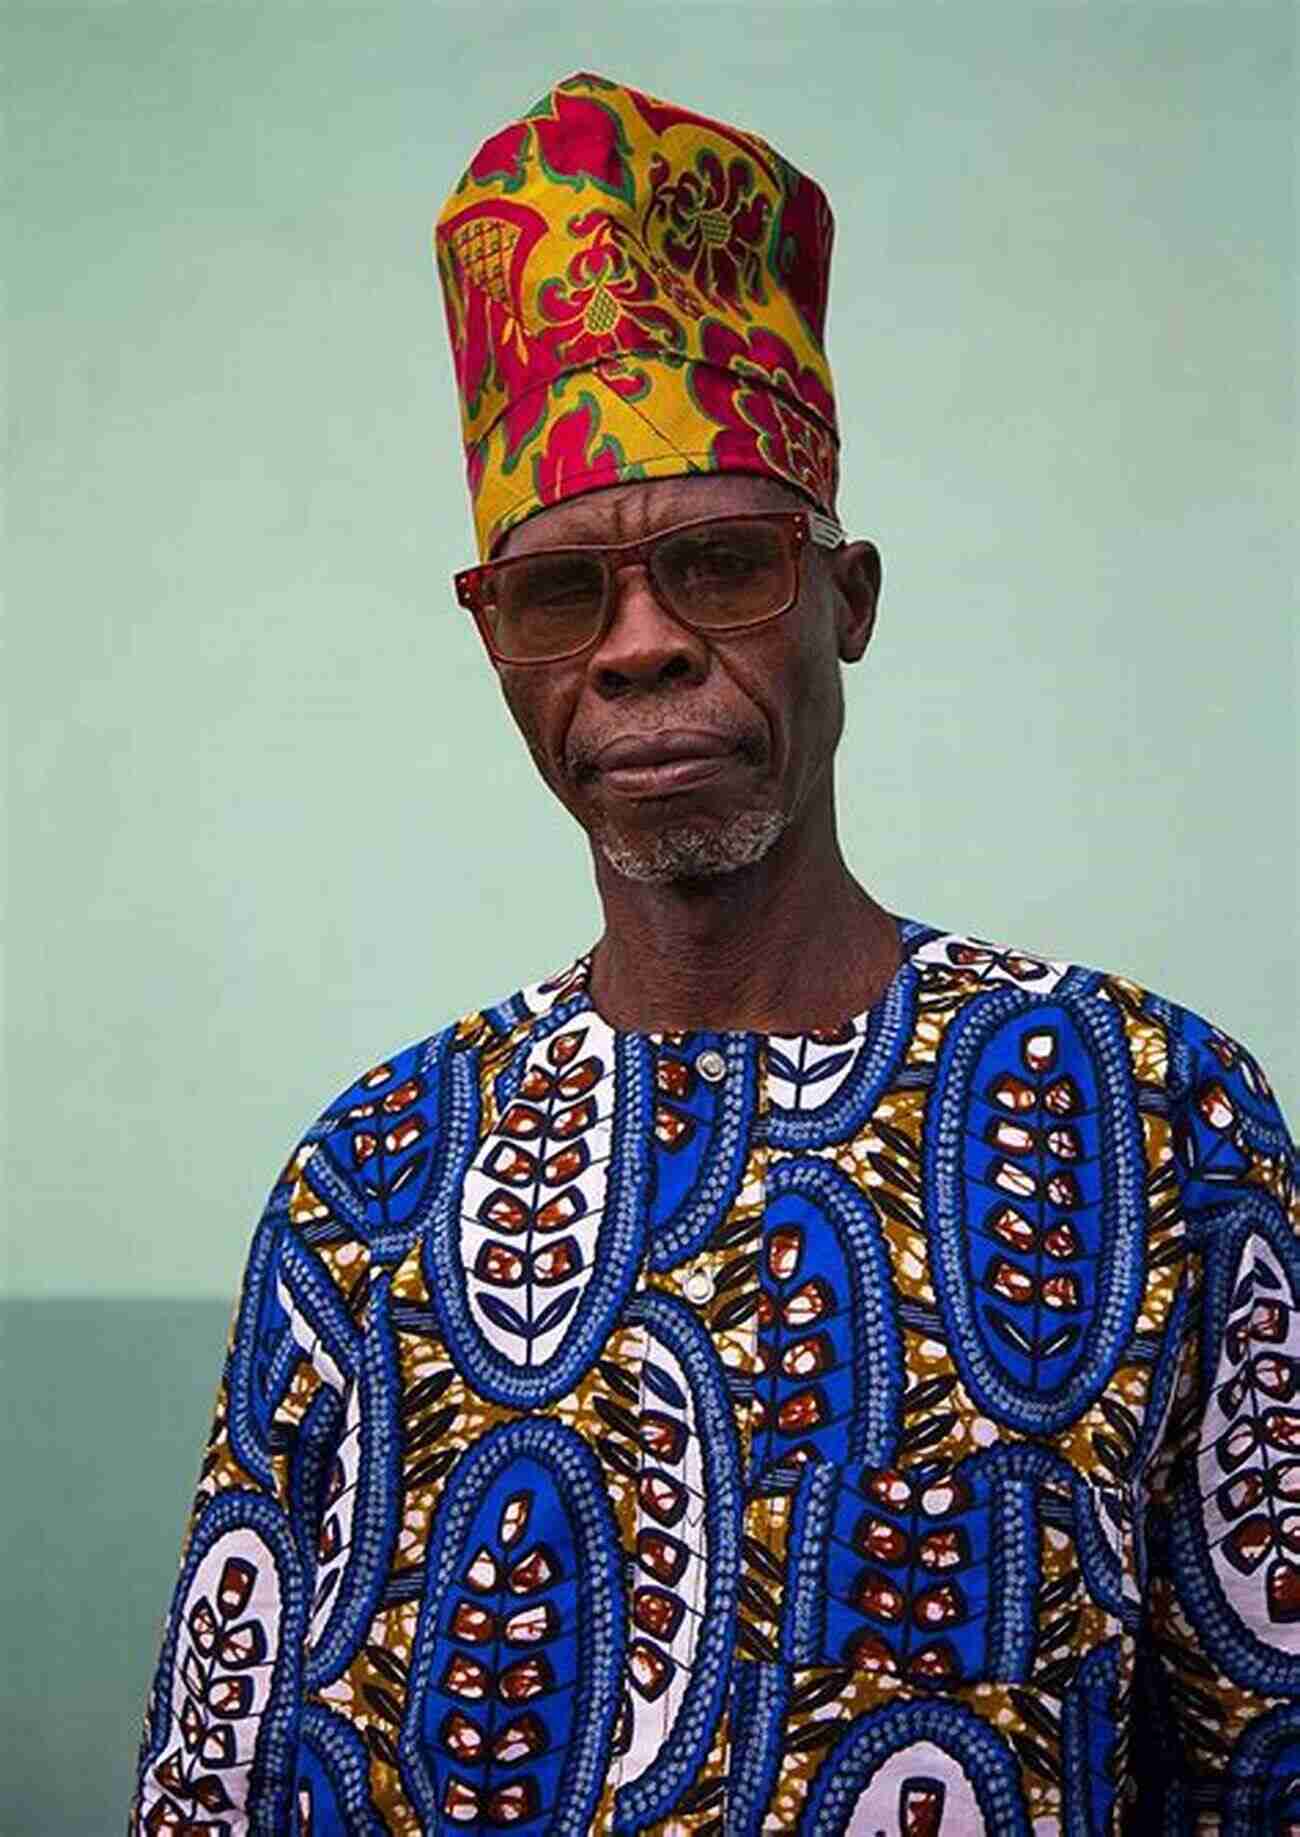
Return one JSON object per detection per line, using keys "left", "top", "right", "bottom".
{"left": 496, "top": 471, "right": 815, "bottom": 558}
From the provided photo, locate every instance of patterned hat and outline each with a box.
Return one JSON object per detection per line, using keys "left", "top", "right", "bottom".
{"left": 436, "top": 72, "right": 839, "bottom": 558}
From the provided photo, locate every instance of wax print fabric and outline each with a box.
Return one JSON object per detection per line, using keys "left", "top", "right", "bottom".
{"left": 435, "top": 73, "right": 839, "bottom": 558}
{"left": 130, "top": 918, "right": 1300, "bottom": 1834}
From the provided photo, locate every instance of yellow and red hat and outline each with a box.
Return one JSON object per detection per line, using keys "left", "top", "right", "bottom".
{"left": 435, "top": 72, "right": 840, "bottom": 558}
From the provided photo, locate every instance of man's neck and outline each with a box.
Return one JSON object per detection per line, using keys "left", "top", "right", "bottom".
{"left": 585, "top": 807, "right": 901, "bottom": 1035}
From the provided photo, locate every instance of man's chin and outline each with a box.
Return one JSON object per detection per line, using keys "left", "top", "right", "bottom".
{"left": 593, "top": 807, "right": 788, "bottom": 884}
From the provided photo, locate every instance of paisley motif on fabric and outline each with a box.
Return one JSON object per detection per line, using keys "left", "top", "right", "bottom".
{"left": 1171, "top": 1195, "right": 1300, "bottom": 1693}
{"left": 1172, "top": 1008, "right": 1295, "bottom": 1210}
{"left": 612, "top": 1291, "right": 744, "bottom": 1829}
{"left": 227, "top": 1213, "right": 314, "bottom": 1488}
{"left": 306, "top": 1027, "right": 467, "bottom": 1261}
{"left": 288, "top": 1386, "right": 344, "bottom": 1578}
{"left": 1222, "top": 1700, "right": 1300, "bottom": 1835}
{"left": 399, "top": 1419, "right": 624, "bottom": 1834}
{"left": 646, "top": 1032, "right": 759, "bottom": 1268}
{"left": 752, "top": 1156, "right": 903, "bottom": 1472}
{"left": 1060, "top": 1639, "right": 1121, "bottom": 1837}
{"left": 723, "top": 1660, "right": 791, "bottom": 1834}
{"left": 427, "top": 1012, "right": 653, "bottom": 1406}
{"left": 277, "top": 1235, "right": 360, "bottom": 1392}
{"left": 926, "top": 990, "right": 1147, "bottom": 1432}
{"left": 771, "top": 1442, "right": 1125, "bottom": 1690}
{"left": 136, "top": 1493, "right": 307, "bottom": 1833}
{"left": 304, "top": 1276, "right": 402, "bottom": 1690}
{"left": 801, "top": 1697, "right": 1032, "bottom": 1835}
{"left": 295, "top": 1703, "right": 385, "bottom": 1835}
{"left": 778, "top": 1447, "right": 1040, "bottom": 1681}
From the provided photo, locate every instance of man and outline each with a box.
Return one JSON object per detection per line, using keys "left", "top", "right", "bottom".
{"left": 131, "top": 73, "right": 1298, "bottom": 1834}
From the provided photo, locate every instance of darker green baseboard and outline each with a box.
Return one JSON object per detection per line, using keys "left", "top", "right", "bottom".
{"left": 0, "top": 1297, "right": 231, "bottom": 1836}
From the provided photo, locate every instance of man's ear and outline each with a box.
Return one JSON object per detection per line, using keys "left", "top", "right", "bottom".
{"left": 833, "top": 539, "right": 882, "bottom": 662}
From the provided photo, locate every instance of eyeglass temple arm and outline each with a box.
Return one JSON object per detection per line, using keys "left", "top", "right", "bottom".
{"left": 808, "top": 510, "right": 846, "bottom": 549}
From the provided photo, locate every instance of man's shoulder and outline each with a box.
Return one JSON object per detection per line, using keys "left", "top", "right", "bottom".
{"left": 908, "top": 919, "right": 1169, "bottom": 1019}
{"left": 913, "top": 921, "right": 1288, "bottom": 1129}
{"left": 289, "top": 954, "right": 588, "bottom": 1150}
{"left": 261, "top": 955, "right": 590, "bottom": 1252}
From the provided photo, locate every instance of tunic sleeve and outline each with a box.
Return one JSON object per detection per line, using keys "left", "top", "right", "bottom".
{"left": 1133, "top": 1011, "right": 1300, "bottom": 1831}
{"left": 127, "top": 1110, "right": 370, "bottom": 1835}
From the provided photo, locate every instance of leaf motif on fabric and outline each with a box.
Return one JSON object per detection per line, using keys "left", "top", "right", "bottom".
{"left": 456, "top": 1018, "right": 627, "bottom": 1393}
{"left": 927, "top": 993, "right": 1146, "bottom": 1433}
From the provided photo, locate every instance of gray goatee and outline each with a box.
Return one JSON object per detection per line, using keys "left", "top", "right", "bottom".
{"left": 595, "top": 806, "right": 788, "bottom": 883}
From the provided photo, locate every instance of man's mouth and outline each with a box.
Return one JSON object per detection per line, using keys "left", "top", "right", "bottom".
{"left": 588, "top": 729, "right": 741, "bottom": 799}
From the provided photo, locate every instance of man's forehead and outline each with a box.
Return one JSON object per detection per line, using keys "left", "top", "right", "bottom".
{"left": 497, "top": 473, "right": 806, "bottom": 556}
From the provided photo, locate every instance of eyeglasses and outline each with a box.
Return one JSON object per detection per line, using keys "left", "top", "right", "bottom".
{"left": 453, "top": 509, "right": 846, "bottom": 666}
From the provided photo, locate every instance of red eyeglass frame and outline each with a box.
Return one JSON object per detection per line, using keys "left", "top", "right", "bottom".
{"left": 452, "top": 508, "right": 846, "bottom": 666}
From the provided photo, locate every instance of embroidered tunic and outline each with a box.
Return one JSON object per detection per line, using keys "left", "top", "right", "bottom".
{"left": 130, "top": 919, "right": 1300, "bottom": 1835}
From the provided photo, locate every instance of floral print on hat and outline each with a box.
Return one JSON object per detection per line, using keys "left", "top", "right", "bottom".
{"left": 435, "top": 73, "right": 840, "bottom": 556}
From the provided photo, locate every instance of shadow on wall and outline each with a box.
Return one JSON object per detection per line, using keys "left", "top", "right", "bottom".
{"left": 1, "top": 1298, "right": 231, "bottom": 1836}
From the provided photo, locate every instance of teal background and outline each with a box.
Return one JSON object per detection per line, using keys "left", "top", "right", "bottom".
{"left": 4, "top": 1, "right": 1295, "bottom": 1828}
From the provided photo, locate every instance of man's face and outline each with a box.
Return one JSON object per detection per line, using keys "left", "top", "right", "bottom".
{"left": 487, "top": 472, "right": 880, "bottom": 883}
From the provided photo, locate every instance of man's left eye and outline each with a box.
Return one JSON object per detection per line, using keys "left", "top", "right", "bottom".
{"left": 681, "top": 546, "right": 756, "bottom": 578}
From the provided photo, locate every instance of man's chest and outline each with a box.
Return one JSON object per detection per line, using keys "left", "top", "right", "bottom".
{"left": 303, "top": 951, "right": 1186, "bottom": 1833}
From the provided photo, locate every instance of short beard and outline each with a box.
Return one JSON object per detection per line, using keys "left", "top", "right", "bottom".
{"left": 594, "top": 805, "right": 788, "bottom": 884}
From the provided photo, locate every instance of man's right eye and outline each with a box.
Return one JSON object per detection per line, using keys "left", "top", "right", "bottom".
{"left": 517, "top": 565, "right": 602, "bottom": 610}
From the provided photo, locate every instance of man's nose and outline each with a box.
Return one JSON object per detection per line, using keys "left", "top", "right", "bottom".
{"left": 586, "top": 562, "right": 710, "bottom": 693}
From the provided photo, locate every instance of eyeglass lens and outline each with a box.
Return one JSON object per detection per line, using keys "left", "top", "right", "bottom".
{"left": 485, "top": 518, "right": 796, "bottom": 662}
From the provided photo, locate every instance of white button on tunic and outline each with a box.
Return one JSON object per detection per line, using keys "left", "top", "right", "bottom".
{"left": 683, "top": 1269, "right": 716, "bottom": 1304}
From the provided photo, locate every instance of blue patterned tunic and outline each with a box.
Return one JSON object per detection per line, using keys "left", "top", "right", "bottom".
{"left": 130, "top": 919, "right": 1300, "bottom": 1835}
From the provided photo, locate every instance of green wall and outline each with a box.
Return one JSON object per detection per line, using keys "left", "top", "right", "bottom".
{"left": 4, "top": 1, "right": 1295, "bottom": 1828}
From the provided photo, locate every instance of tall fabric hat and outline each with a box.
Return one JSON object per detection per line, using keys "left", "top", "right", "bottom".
{"left": 436, "top": 72, "right": 840, "bottom": 558}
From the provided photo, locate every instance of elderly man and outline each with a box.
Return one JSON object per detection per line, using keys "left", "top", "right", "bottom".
{"left": 132, "top": 74, "right": 1298, "bottom": 1835}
